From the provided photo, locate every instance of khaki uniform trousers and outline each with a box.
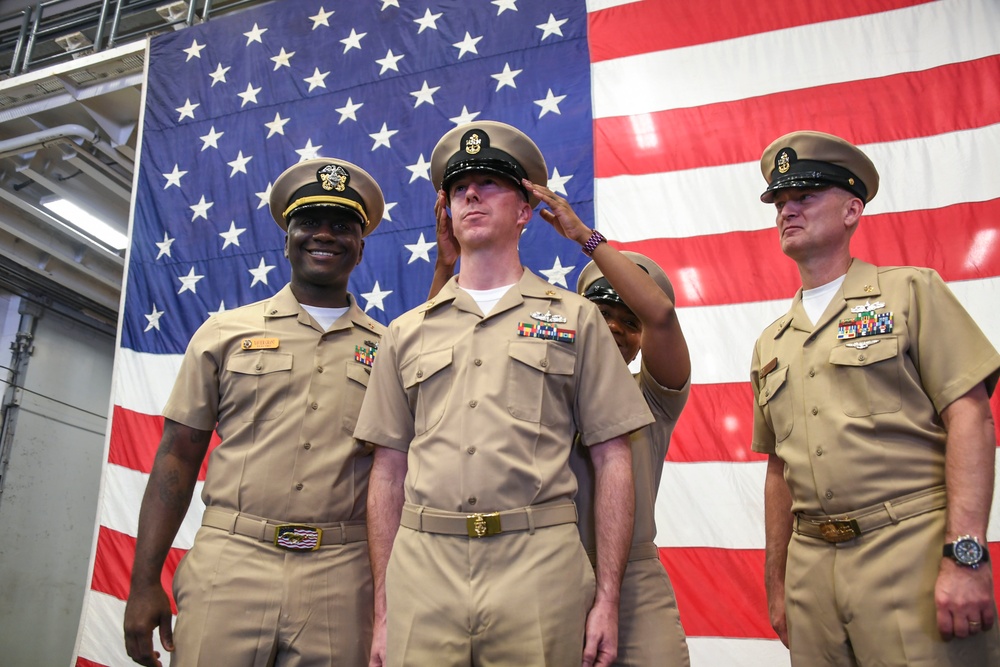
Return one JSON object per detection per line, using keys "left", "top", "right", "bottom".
{"left": 786, "top": 508, "right": 1000, "bottom": 666}
{"left": 172, "top": 526, "right": 373, "bottom": 667}
{"left": 615, "top": 550, "right": 689, "bottom": 667}
{"left": 385, "top": 523, "right": 596, "bottom": 667}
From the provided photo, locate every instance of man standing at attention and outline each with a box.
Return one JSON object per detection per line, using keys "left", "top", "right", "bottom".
{"left": 355, "top": 121, "right": 653, "bottom": 667}
{"left": 124, "top": 158, "right": 386, "bottom": 667}
{"left": 751, "top": 130, "right": 1000, "bottom": 665}
{"left": 433, "top": 178, "right": 693, "bottom": 665}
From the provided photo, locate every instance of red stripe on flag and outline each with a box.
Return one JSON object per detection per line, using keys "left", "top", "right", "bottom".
{"left": 76, "top": 658, "right": 104, "bottom": 667}
{"left": 108, "top": 406, "right": 163, "bottom": 474}
{"left": 616, "top": 198, "right": 1000, "bottom": 308}
{"left": 594, "top": 56, "right": 1000, "bottom": 177}
{"left": 91, "top": 526, "right": 185, "bottom": 614}
{"left": 587, "top": 0, "right": 931, "bottom": 62}
{"left": 110, "top": 405, "right": 218, "bottom": 479}
{"left": 662, "top": 546, "right": 774, "bottom": 638}
{"left": 669, "top": 383, "right": 765, "bottom": 463}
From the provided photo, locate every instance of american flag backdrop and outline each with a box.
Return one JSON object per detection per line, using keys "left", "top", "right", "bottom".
{"left": 75, "top": 0, "right": 1000, "bottom": 665}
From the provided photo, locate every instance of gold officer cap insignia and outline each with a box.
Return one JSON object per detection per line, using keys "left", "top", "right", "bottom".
{"left": 465, "top": 132, "right": 482, "bottom": 155}
{"left": 777, "top": 150, "right": 791, "bottom": 174}
{"left": 317, "top": 164, "right": 349, "bottom": 192}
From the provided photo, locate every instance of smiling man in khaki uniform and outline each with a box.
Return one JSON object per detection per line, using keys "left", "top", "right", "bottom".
{"left": 124, "top": 158, "right": 386, "bottom": 667}
{"left": 750, "top": 130, "right": 1000, "bottom": 666}
{"left": 355, "top": 121, "right": 652, "bottom": 667}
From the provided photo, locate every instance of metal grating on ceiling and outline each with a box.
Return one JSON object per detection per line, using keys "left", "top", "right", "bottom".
{"left": 0, "top": 0, "right": 270, "bottom": 319}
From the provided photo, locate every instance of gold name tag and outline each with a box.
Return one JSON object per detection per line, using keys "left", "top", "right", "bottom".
{"left": 241, "top": 338, "right": 279, "bottom": 350}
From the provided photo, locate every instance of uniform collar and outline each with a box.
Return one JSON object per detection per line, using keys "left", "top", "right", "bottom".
{"left": 264, "top": 284, "right": 381, "bottom": 334}
{"left": 418, "top": 268, "right": 563, "bottom": 316}
{"left": 773, "top": 258, "right": 879, "bottom": 338}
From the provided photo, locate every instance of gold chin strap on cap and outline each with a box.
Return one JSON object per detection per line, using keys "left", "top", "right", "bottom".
{"left": 282, "top": 196, "right": 369, "bottom": 228}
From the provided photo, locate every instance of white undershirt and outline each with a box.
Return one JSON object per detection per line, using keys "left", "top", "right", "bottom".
{"left": 801, "top": 275, "right": 846, "bottom": 325}
{"left": 460, "top": 284, "right": 516, "bottom": 317}
{"left": 301, "top": 304, "right": 349, "bottom": 330}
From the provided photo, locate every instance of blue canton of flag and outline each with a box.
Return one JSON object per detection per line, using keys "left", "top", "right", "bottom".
{"left": 123, "top": 0, "right": 594, "bottom": 356}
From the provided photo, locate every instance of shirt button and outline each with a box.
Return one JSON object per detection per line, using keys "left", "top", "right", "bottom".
{"left": 295, "top": 483, "right": 304, "bottom": 491}
{"left": 858, "top": 354, "right": 866, "bottom": 362}
{"left": 474, "top": 359, "right": 482, "bottom": 366}
{"left": 815, "top": 447, "right": 823, "bottom": 456}
{"left": 808, "top": 369, "right": 815, "bottom": 377}
{"left": 825, "top": 490, "right": 834, "bottom": 499}
{"left": 764, "top": 389, "right": 771, "bottom": 397}
{"left": 303, "top": 442, "right": 312, "bottom": 450}
{"left": 469, "top": 400, "right": 478, "bottom": 408}
{"left": 255, "top": 364, "right": 262, "bottom": 371}
{"left": 416, "top": 370, "right": 424, "bottom": 378}
{"left": 311, "top": 402, "right": 319, "bottom": 410}
{"left": 468, "top": 497, "right": 477, "bottom": 505}
{"left": 317, "top": 366, "right": 324, "bottom": 373}
{"left": 540, "top": 359, "right": 548, "bottom": 368}
{"left": 811, "top": 407, "right": 819, "bottom": 415}
{"left": 467, "top": 446, "right": 476, "bottom": 455}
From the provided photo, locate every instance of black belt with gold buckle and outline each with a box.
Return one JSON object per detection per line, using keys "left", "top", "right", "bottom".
{"left": 274, "top": 524, "right": 322, "bottom": 551}
{"left": 466, "top": 512, "right": 501, "bottom": 538}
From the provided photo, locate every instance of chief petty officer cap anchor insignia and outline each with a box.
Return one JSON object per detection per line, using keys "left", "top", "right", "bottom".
{"left": 430, "top": 119, "right": 548, "bottom": 208}
{"left": 759, "top": 130, "right": 880, "bottom": 205}
{"left": 269, "top": 157, "right": 385, "bottom": 236}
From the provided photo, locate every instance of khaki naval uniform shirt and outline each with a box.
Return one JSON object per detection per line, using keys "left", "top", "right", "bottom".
{"left": 356, "top": 269, "right": 652, "bottom": 512}
{"left": 165, "top": 285, "right": 383, "bottom": 522}
{"left": 163, "top": 285, "right": 384, "bottom": 666}
{"left": 750, "top": 260, "right": 999, "bottom": 512}
{"left": 750, "top": 260, "right": 1000, "bottom": 666}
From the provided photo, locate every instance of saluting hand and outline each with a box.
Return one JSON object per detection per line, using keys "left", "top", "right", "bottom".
{"left": 434, "top": 189, "right": 460, "bottom": 268}
{"left": 523, "top": 179, "right": 592, "bottom": 246}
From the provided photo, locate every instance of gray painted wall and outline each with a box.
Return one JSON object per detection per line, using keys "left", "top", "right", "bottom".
{"left": 0, "top": 290, "right": 114, "bottom": 667}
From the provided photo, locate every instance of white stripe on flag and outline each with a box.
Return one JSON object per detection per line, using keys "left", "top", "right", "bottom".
{"left": 688, "top": 636, "right": 790, "bottom": 667}
{"left": 598, "top": 124, "right": 1000, "bottom": 242}
{"left": 592, "top": 0, "right": 1000, "bottom": 118}
{"left": 114, "top": 348, "right": 183, "bottom": 415}
{"left": 656, "top": 461, "right": 767, "bottom": 549}
{"left": 102, "top": 463, "right": 204, "bottom": 549}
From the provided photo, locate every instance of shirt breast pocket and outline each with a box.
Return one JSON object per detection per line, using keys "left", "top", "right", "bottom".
{"left": 758, "top": 365, "right": 793, "bottom": 442}
{"left": 342, "top": 361, "right": 371, "bottom": 436}
{"left": 402, "top": 348, "right": 453, "bottom": 435}
{"left": 226, "top": 352, "right": 293, "bottom": 422}
{"left": 828, "top": 337, "right": 902, "bottom": 417}
{"left": 507, "top": 340, "right": 576, "bottom": 424}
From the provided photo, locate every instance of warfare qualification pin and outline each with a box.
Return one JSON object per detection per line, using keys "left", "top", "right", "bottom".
{"left": 530, "top": 310, "right": 568, "bottom": 324}
{"left": 317, "top": 164, "right": 349, "bottom": 192}
{"left": 465, "top": 133, "right": 482, "bottom": 155}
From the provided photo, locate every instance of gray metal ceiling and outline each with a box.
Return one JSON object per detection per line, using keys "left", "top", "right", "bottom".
{"left": 0, "top": 0, "right": 268, "bottom": 325}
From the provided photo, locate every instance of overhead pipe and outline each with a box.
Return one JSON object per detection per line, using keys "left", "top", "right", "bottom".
{"left": 0, "top": 124, "right": 133, "bottom": 172}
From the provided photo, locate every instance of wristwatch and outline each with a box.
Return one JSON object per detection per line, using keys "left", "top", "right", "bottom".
{"left": 943, "top": 535, "right": 990, "bottom": 568}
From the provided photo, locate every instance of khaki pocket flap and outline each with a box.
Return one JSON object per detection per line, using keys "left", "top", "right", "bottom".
{"left": 829, "top": 337, "right": 898, "bottom": 367}
{"left": 758, "top": 365, "right": 788, "bottom": 407}
{"left": 402, "top": 347, "right": 453, "bottom": 388}
{"left": 226, "top": 351, "right": 293, "bottom": 375}
{"left": 508, "top": 339, "right": 575, "bottom": 375}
